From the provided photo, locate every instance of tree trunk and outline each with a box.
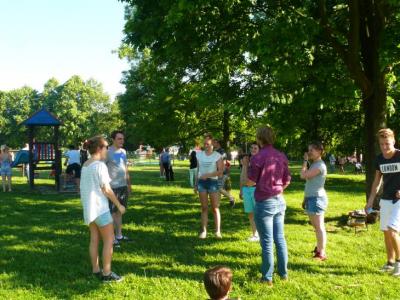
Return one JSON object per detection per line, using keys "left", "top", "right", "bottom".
{"left": 222, "top": 109, "right": 231, "bottom": 153}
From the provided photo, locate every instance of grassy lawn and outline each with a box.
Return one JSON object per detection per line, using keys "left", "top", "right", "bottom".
{"left": 0, "top": 162, "right": 398, "bottom": 299}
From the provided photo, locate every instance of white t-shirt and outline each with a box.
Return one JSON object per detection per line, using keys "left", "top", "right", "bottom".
{"left": 197, "top": 151, "right": 222, "bottom": 180}
{"left": 80, "top": 160, "right": 111, "bottom": 225}
{"left": 65, "top": 150, "right": 81, "bottom": 165}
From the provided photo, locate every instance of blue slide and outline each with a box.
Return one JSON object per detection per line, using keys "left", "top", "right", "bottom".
{"left": 11, "top": 150, "right": 29, "bottom": 167}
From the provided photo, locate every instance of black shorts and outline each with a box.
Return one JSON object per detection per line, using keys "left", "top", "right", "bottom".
{"left": 109, "top": 186, "right": 129, "bottom": 213}
{"left": 66, "top": 163, "right": 81, "bottom": 178}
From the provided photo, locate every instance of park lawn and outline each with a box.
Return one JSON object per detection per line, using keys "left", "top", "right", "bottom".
{"left": 0, "top": 162, "right": 398, "bottom": 300}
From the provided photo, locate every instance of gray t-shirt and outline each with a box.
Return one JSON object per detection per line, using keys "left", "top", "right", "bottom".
{"left": 304, "top": 160, "right": 327, "bottom": 197}
{"left": 106, "top": 146, "right": 128, "bottom": 188}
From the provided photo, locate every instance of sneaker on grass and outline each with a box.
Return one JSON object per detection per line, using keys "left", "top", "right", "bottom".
{"left": 381, "top": 263, "right": 395, "bottom": 273}
{"left": 199, "top": 231, "right": 207, "bottom": 239}
{"left": 113, "top": 239, "right": 121, "bottom": 248}
{"left": 102, "top": 272, "right": 123, "bottom": 283}
{"left": 248, "top": 235, "right": 260, "bottom": 242}
{"left": 116, "top": 235, "right": 130, "bottom": 242}
{"left": 392, "top": 262, "right": 400, "bottom": 276}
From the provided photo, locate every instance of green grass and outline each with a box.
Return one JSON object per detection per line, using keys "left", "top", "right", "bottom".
{"left": 0, "top": 162, "right": 398, "bottom": 299}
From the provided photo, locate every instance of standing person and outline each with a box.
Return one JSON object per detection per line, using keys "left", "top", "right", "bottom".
{"left": 161, "top": 148, "right": 174, "bottom": 181}
{"left": 328, "top": 153, "right": 336, "bottom": 173}
{"left": 240, "top": 142, "right": 260, "bottom": 242}
{"left": 301, "top": 142, "right": 328, "bottom": 261}
{"left": 338, "top": 156, "right": 346, "bottom": 173}
{"left": 195, "top": 134, "right": 224, "bottom": 239}
{"left": 0, "top": 145, "right": 13, "bottom": 192}
{"left": 80, "top": 135, "right": 125, "bottom": 283}
{"left": 213, "top": 139, "right": 235, "bottom": 207}
{"left": 64, "top": 145, "right": 81, "bottom": 191}
{"left": 366, "top": 128, "right": 400, "bottom": 276}
{"left": 80, "top": 140, "right": 89, "bottom": 166}
{"left": 106, "top": 131, "right": 132, "bottom": 247}
{"left": 189, "top": 150, "right": 198, "bottom": 188}
{"left": 243, "top": 126, "right": 291, "bottom": 286}
{"left": 159, "top": 148, "right": 165, "bottom": 178}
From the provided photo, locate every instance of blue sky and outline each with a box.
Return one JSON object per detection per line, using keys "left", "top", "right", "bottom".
{"left": 0, "top": 0, "right": 128, "bottom": 98}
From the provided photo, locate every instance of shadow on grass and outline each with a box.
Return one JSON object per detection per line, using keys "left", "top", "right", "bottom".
{"left": 0, "top": 164, "right": 367, "bottom": 297}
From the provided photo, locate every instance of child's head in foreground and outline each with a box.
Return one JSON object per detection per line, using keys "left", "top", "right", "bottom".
{"left": 204, "top": 266, "right": 232, "bottom": 300}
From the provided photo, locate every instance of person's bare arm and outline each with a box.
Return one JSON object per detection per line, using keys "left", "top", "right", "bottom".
{"left": 365, "top": 170, "right": 382, "bottom": 211}
{"left": 300, "top": 167, "right": 321, "bottom": 180}
{"left": 102, "top": 183, "right": 126, "bottom": 214}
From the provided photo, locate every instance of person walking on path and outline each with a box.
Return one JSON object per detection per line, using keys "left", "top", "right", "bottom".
{"left": 0, "top": 145, "right": 13, "bottom": 192}
{"left": 366, "top": 128, "right": 400, "bottom": 276}
{"left": 243, "top": 126, "right": 291, "bottom": 286}
{"left": 195, "top": 134, "right": 224, "bottom": 239}
{"left": 106, "top": 131, "right": 132, "bottom": 248}
{"left": 301, "top": 141, "right": 328, "bottom": 261}
{"left": 80, "top": 136, "right": 125, "bottom": 283}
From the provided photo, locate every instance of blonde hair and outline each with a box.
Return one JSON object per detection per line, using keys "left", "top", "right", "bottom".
{"left": 256, "top": 126, "right": 275, "bottom": 146}
{"left": 377, "top": 128, "right": 395, "bottom": 140}
{"left": 0, "top": 145, "right": 9, "bottom": 152}
{"left": 86, "top": 136, "right": 107, "bottom": 155}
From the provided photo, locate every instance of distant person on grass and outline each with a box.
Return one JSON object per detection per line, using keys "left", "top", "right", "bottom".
{"left": 80, "top": 136, "right": 125, "bottom": 283}
{"left": 213, "top": 139, "right": 235, "bottom": 207}
{"left": 106, "top": 131, "right": 132, "bottom": 248}
{"left": 0, "top": 145, "right": 13, "bottom": 192}
{"left": 239, "top": 142, "right": 260, "bottom": 242}
{"left": 204, "top": 266, "right": 239, "bottom": 300}
{"left": 195, "top": 134, "right": 224, "bottom": 239}
{"left": 189, "top": 150, "right": 198, "bottom": 188}
{"left": 243, "top": 126, "right": 291, "bottom": 286}
{"left": 328, "top": 153, "right": 336, "bottom": 173}
{"left": 366, "top": 128, "right": 400, "bottom": 276}
{"left": 159, "top": 148, "right": 165, "bottom": 178}
{"left": 301, "top": 141, "right": 328, "bottom": 261}
{"left": 161, "top": 148, "right": 174, "bottom": 181}
{"left": 64, "top": 145, "right": 81, "bottom": 191}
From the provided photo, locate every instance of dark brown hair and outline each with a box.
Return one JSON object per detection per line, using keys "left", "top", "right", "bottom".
{"left": 204, "top": 266, "right": 232, "bottom": 300}
{"left": 309, "top": 141, "right": 324, "bottom": 155}
{"left": 256, "top": 126, "right": 275, "bottom": 146}
{"left": 111, "top": 130, "right": 124, "bottom": 140}
{"left": 86, "top": 136, "right": 107, "bottom": 155}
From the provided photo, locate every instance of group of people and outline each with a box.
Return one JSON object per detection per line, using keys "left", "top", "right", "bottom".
{"left": 189, "top": 127, "right": 328, "bottom": 285}
{"left": 80, "top": 130, "right": 132, "bottom": 283}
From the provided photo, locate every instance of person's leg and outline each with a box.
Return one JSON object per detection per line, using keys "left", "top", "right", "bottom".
{"left": 273, "top": 211, "right": 288, "bottom": 279}
{"left": 98, "top": 223, "right": 115, "bottom": 275}
{"left": 170, "top": 165, "right": 174, "bottom": 181}
{"left": 163, "top": 163, "right": 170, "bottom": 181}
{"left": 310, "top": 214, "right": 327, "bottom": 256}
{"left": 113, "top": 211, "right": 123, "bottom": 238}
{"left": 189, "top": 169, "right": 194, "bottom": 187}
{"left": 2, "top": 174, "right": 6, "bottom": 192}
{"left": 254, "top": 201, "right": 275, "bottom": 282}
{"left": 249, "top": 213, "right": 258, "bottom": 236}
{"left": 199, "top": 192, "right": 209, "bottom": 234}
{"left": 388, "top": 229, "right": 400, "bottom": 260}
{"left": 210, "top": 192, "right": 221, "bottom": 235}
{"left": 89, "top": 223, "right": 101, "bottom": 273}
{"left": 7, "top": 174, "right": 11, "bottom": 191}
{"left": 383, "top": 230, "right": 395, "bottom": 263}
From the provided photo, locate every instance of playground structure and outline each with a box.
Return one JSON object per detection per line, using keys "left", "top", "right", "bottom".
{"left": 21, "top": 108, "right": 62, "bottom": 191}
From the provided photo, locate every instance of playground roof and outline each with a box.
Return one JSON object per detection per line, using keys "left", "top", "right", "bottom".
{"left": 21, "top": 108, "right": 62, "bottom": 126}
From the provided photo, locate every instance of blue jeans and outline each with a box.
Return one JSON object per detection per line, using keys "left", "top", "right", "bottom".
{"left": 254, "top": 195, "right": 288, "bottom": 281}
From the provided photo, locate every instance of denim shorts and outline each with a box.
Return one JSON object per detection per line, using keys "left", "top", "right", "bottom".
{"left": 94, "top": 211, "right": 113, "bottom": 227}
{"left": 0, "top": 167, "right": 12, "bottom": 177}
{"left": 197, "top": 179, "right": 219, "bottom": 193}
{"left": 305, "top": 196, "right": 328, "bottom": 215}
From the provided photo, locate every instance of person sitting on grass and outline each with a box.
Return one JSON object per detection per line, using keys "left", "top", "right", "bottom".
{"left": 80, "top": 135, "right": 126, "bottom": 283}
{"left": 301, "top": 141, "right": 328, "bottom": 261}
{"left": 0, "top": 145, "right": 13, "bottom": 192}
{"left": 204, "top": 266, "right": 239, "bottom": 300}
{"left": 365, "top": 128, "right": 400, "bottom": 276}
{"left": 239, "top": 142, "right": 260, "bottom": 242}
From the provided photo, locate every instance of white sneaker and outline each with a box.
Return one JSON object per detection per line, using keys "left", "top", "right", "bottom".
{"left": 393, "top": 262, "right": 400, "bottom": 276}
{"left": 215, "top": 232, "right": 222, "bottom": 239}
{"left": 381, "top": 263, "right": 395, "bottom": 273}
{"left": 248, "top": 235, "right": 260, "bottom": 242}
{"left": 199, "top": 231, "right": 207, "bottom": 239}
